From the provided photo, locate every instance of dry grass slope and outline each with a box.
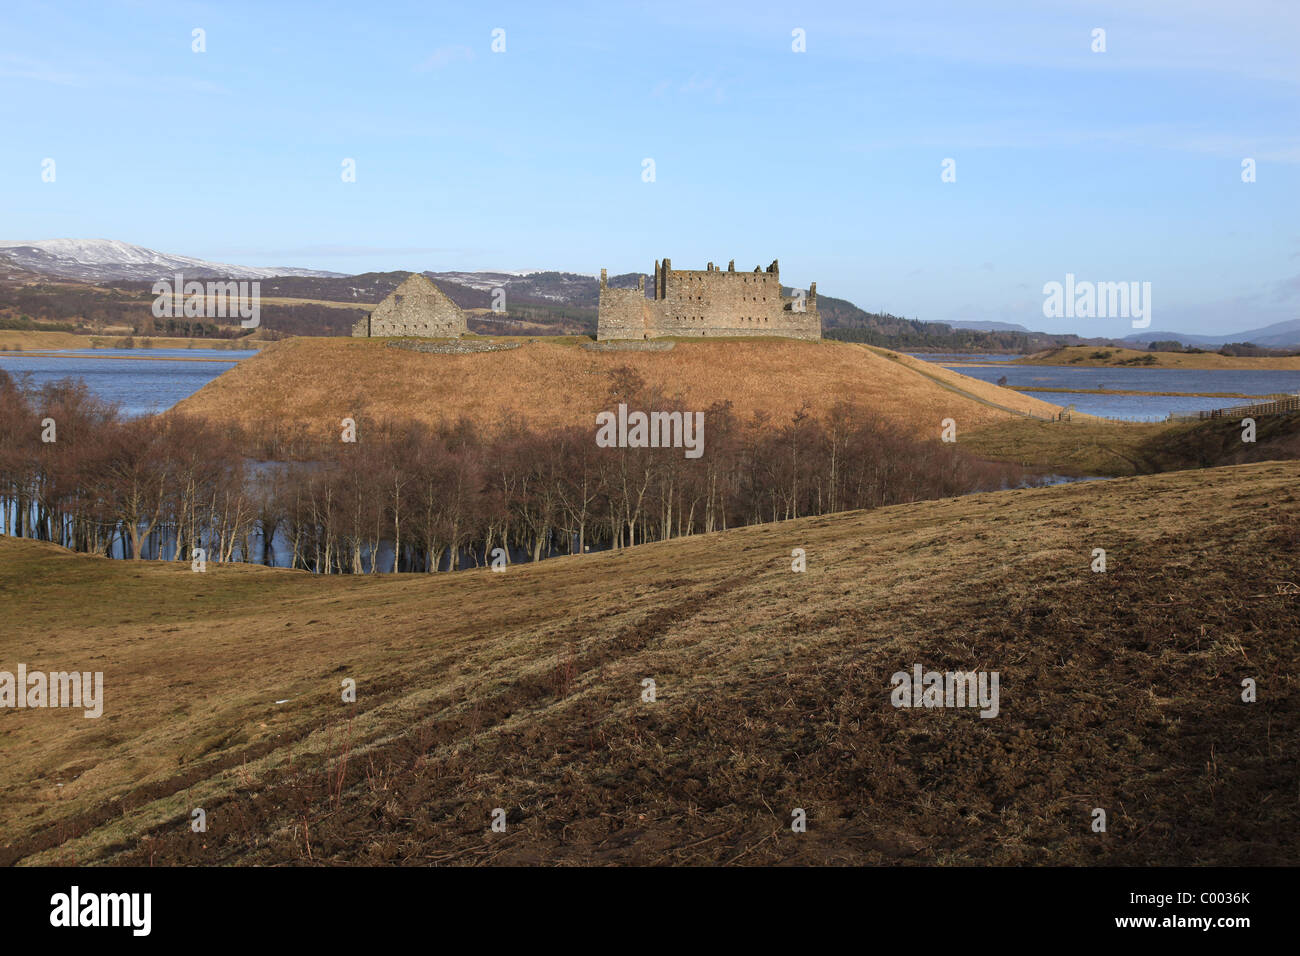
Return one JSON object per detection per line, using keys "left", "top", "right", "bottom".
{"left": 1, "top": 461, "right": 1296, "bottom": 866}
{"left": 1019, "top": 346, "right": 1300, "bottom": 369}
{"left": 172, "top": 336, "right": 1063, "bottom": 445}
{"left": 964, "top": 418, "right": 1183, "bottom": 475}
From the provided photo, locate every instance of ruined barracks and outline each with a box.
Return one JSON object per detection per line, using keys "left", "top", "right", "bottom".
{"left": 597, "top": 258, "right": 821, "bottom": 342}
{"left": 351, "top": 273, "right": 468, "bottom": 338}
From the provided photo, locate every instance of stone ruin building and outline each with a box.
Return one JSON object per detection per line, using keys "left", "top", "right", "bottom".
{"left": 351, "top": 272, "right": 468, "bottom": 338}
{"left": 597, "top": 257, "right": 821, "bottom": 342}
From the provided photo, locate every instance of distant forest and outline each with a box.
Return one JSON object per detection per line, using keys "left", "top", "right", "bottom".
{"left": 823, "top": 318, "right": 1086, "bottom": 353}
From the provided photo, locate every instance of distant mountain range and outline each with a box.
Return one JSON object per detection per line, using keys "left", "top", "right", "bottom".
{"left": 0, "top": 239, "right": 344, "bottom": 281}
{"left": 943, "top": 319, "right": 1300, "bottom": 348}
{"left": 3, "top": 239, "right": 1295, "bottom": 348}
{"left": 1123, "top": 319, "right": 1300, "bottom": 349}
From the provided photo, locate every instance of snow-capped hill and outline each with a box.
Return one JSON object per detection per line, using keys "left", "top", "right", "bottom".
{"left": 425, "top": 270, "right": 603, "bottom": 304}
{"left": 0, "top": 239, "right": 346, "bottom": 281}
{"left": 426, "top": 271, "right": 531, "bottom": 293}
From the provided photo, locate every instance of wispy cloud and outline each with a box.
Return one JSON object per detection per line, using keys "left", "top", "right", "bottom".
{"left": 212, "top": 244, "right": 483, "bottom": 259}
{"left": 0, "top": 53, "right": 228, "bottom": 94}
{"left": 416, "top": 45, "right": 475, "bottom": 72}
{"left": 710, "top": 0, "right": 1300, "bottom": 86}
{"left": 651, "top": 72, "right": 727, "bottom": 104}
{"left": 0, "top": 54, "right": 88, "bottom": 87}
{"left": 848, "top": 120, "right": 1300, "bottom": 164}
{"left": 1273, "top": 272, "right": 1300, "bottom": 301}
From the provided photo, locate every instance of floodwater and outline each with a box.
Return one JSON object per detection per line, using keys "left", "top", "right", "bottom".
{"left": 908, "top": 354, "right": 1300, "bottom": 421}
{"left": 8, "top": 346, "right": 1295, "bottom": 424}
{"left": 0, "top": 348, "right": 248, "bottom": 417}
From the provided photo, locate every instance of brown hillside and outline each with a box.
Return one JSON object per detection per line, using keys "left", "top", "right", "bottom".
{"left": 1, "top": 461, "right": 1296, "bottom": 865}
{"left": 173, "top": 336, "right": 1062, "bottom": 444}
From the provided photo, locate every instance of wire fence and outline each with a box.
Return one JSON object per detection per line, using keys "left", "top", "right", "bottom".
{"left": 1166, "top": 394, "right": 1300, "bottom": 422}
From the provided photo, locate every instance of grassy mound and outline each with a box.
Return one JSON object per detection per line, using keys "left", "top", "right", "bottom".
{"left": 171, "top": 336, "right": 1062, "bottom": 451}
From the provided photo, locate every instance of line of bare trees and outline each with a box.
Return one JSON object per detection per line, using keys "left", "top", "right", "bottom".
{"left": 0, "top": 367, "right": 1028, "bottom": 573}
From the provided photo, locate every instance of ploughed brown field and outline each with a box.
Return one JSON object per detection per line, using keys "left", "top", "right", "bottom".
{"left": 171, "top": 336, "right": 1063, "bottom": 449}
{"left": 1, "top": 461, "right": 1296, "bottom": 866}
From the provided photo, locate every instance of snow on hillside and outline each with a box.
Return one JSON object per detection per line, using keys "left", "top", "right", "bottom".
{"left": 0, "top": 239, "right": 346, "bottom": 281}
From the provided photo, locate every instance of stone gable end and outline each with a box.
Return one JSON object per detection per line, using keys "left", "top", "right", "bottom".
{"left": 353, "top": 273, "right": 468, "bottom": 338}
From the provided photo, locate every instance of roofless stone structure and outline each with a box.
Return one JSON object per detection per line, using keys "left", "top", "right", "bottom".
{"left": 597, "top": 257, "right": 821, "bottom": 341}
{"left": 352, "top": 273, "right": 468, "bottom": 338}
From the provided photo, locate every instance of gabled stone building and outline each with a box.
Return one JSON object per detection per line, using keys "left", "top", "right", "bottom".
{"left": 351, "top": 273, "right": 468, "bottom": 338}
{"left": 597, "top": 257, "right": 821, "bottom": 341}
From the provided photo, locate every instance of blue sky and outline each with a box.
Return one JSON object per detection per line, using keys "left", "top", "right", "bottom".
{"left": 2, "top": 0, "right": 1298, "bottom": 335}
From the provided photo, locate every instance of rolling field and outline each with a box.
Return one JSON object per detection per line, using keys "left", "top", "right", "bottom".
{"left": 966, "top": 413, "right": 1300, "bottom": 476}
{"left": 2, "top": 461, "right": 1296, "bottom": 866}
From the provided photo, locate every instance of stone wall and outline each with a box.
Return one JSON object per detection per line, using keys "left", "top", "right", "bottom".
{"left": 597, "top": 258, "right": 820, "bottom": 341}
{"left": 353, "top": 273, "right": 467, "bottom": 338}
{"left": 582, "top": 340, "right": 675, "bottom": 352}
{"left": 596, "top": 270, "right": 653, "bottom": 339}
{"left": 386, "top": 339, "right": 521, "bottom": 354}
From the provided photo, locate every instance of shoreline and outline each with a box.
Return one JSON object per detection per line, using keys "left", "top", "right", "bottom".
{"left": 0, "top": 351, "right": 247, "bottom": 363}
{"left": 1009, "top": 386, "right": 1272, "bottom": 399}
